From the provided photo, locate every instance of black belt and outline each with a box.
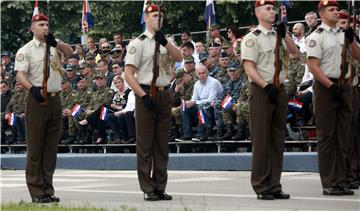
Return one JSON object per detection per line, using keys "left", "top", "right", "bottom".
{"left": 140, "top": 84, "right": 170, "bottom": 92}
{"left": 47, "top": 92, "right": 60, "bottom": 97}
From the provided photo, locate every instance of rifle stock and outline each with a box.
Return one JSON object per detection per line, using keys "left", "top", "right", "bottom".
{"left": 273, "top": 7, "right": 283, "bottom": 89}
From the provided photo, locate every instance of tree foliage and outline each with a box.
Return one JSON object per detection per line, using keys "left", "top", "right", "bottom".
{"left": 1, "top": 1, "right": 349, "bottom": 55}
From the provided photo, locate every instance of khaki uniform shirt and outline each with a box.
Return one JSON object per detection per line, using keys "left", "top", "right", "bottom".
{"left": 14, "top": 37, "right": 63, "bottom": 92}
{"left": 306, "top": 23, "right": 347, "bottom": 79}
{"left": 125, "top": 30, "right": 173, "bottom": 86}
{"left": 241, "top": 25, "right": 278, "bottom": 83}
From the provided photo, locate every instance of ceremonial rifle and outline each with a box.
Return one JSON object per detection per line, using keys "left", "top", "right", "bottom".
{"left": 339, "top": 1, "right": 352, "bottom": 87}
{"left": 41, "top": 1, "right": 51, "bottom": 105}
{"left": 273, "top": 6, "right": 283, "bottom": 89}
{"left": 349, "top": 0, "right": 356, "bottom": 84}
{"left": 150, "top": 1, "right": 162, "bottom": 98}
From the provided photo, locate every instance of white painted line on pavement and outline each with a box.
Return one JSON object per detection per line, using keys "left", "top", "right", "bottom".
{"left": 59, "top": 189, "right": 359, "bottom": 203}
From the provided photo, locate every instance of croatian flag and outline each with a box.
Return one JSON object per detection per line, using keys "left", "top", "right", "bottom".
{"left": 288, "top": 99, "right": 303, "bottom": 111}
{"left": 32, "top": 0, "right": 39, "bottom": 18}
{"left": 71, "top": 103, "right": 82, "bottom": 117}
{"left": 197, "top": 110, "right": 206, "bottom": 125}
{"left": 221, "top": 95, "right": 234, "bottom": 109}
{"left": 7, "top": 113, "right": 16, "bottom": 126}
{"left": 99, "top": 106, "right": 108, "bottom": 121}
{"left": 140, "top": 0, "right": 149, "bottom": 31}
{"left": 181, "top": 99, "right": 186, "bottom": 112}
{"left": 204, "top": 0, "right": 216, "bottom": 29}
{"left": 82, "top": 0, "right": 94, "bottom": 33}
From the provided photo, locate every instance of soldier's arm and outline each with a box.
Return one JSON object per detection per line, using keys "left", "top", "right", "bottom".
{"left": 164, "top": 43, "right": 183, "bottom": 62}
{"left": 16, "top": 71, "right": 33, "bottom": 90}
{"left": 5, "top": 96, "right": 14, "bottom": 114}
{"left": 55, "top": 41, "right": 73, "bottom": 58}
{"left": 243, "top": 60, "right": 268, "bottom": 88}
{"left": 124, "top": 64, "right": 146, "bottom": 97}
{"left": 284, "top": 34, "right": 300, "bottom": 56}
{"left": 307, "top": 57, "right": 333, "bottom": 88}
{"left": 350, "top": 41, "right": 360, "bottom": 60}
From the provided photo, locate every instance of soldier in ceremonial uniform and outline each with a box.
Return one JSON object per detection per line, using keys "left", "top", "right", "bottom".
{"left": 124, "top": 3, "right": 183, "bottom": 201}
{"left": 306, "top": 0, "right": 360, "bottom": 195}
{"left": 241, "top": 0, "right": 299, "bottom": 200}
{"left": 5, "top": 81, "right": 27, "bottom": 144}
{"left": 15, "top": 13, "right": 72, "bottom": 203}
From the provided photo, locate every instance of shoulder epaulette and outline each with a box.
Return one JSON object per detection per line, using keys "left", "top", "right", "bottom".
{"left": 316, "top": 28, "right": 324, "bottom": 34}
{"left": 252, "top": 30, "right": 261, "bottom": 36}
{"left": 138, "top": 34, "right": 147, "bottom": 41}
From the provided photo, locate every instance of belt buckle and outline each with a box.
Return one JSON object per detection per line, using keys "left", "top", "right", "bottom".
{"left": 158, "top": 86, "right": 164, "bottom": 91}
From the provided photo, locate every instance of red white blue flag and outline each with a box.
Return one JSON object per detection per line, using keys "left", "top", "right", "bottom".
{"left": 140, "top": 0, "right": 149, "bottom": 31}
{"left": 221, "top": 95, "right": 234, "bottom": 109}
{"left": 32, "top": 0, "right": 39, "bottom": 18}
{"left": 7, "top": 113, "right": 16, "bottom": 126}
{"left": 71, "top": 103, "right": 82, "bottom": 117}
{"left": 288, "top": 99, "right": 303, "bottom": 111}
{"left": 197, "top": 110, "right": 206, "bottom": 125}
{"left": 99, "top": 106, "right": 108, "bottom": 121}
{"left": 82, "top": 0, "right": 94, "bottom": 33}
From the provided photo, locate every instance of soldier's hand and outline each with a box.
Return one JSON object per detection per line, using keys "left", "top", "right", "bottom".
{"left": 154, "top": 30, "right": 168, "bottom": 47}
{"left": 141, "top": 94, "right": 155, "bottom": 110}
{"left": 329, "top": 84, "right": 341, "bottom": 102}
{"left": 264, "top": 84, "right": 278, "bottom": 105}
{"left": 276, "top": 21, "right": 286, "bottom": 38}
{"left": 29, "top": 86, "right": 45, "bottom": 103}
{"left": 45, "top": 32, "right": 57, "bottom": 47}
{"left": 344, "top": 27, "right": 355, "bottom": 44}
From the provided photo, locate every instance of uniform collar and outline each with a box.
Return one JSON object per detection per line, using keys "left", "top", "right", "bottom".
{"left": 257, "top": 25, "right": 276, "bottom": 35}
{"left": 143, "top": 30, "right": 155, "bottom": 40}
{"left": 320, "top": 23, "right": 340, "bottom": 33}
{"left": 32, "top": 37, "right": 46, "bottom": 47}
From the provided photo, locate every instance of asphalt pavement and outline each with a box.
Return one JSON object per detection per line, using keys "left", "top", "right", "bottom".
{"left": 1, "top": 170, "right": 359, "bottom": 211}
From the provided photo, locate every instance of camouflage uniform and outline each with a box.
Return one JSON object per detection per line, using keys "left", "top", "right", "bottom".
{"left": 215, "top": 66, "right": 230, "bottom": 86}
{"left": 1, "top": 72, "right": 15, "bottom": 90}
{"left": 285, "top": 52, "right": 306, "bottom": 97}
{"left": 208, "top": 64, "right": 221, "bottom": 78}
{"left": 60, "top": 86, "right": 74, "bottom": 143}
{"left": 5, "top": 89, "right": 26, "bottom": 143}
{"left": 86, "top": 86, "right": 114, "bottom": 111}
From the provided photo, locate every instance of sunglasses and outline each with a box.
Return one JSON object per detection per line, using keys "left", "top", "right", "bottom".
{"left": 86, "top": 58, "right": 94, "bottom": 60}
{"left": 102, "top": 46, "right": 110, "bottom": 50}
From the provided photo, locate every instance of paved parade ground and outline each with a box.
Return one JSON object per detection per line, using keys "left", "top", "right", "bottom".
{"left": 1, "top": 170, "right": 359, "bottom": 211}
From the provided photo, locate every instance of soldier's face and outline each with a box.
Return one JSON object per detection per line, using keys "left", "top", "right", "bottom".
{"left": 256, "top": 5, "right": 275, "bottom": 24}
{"left": 77, "top": 79, "right": 87, "bottom": 90}
{"left": 31, "top": 21, "right": 48, "bottom": 41}
{"left": 145, "top": 12, "right": 164, "bottom": 31}
{"left": 96, "top": 77, "right": 106, "bottom": 87}
{"left": 320, "top": 6, "right": 339, "bottom": 25}
{"left": 337, "top": 19, "right": 348, "bottom": 30}
{"left": 228, "top": 70, "right": 239, "bottom": 80}
{"left": 219, "top": 58, "right": 229, "bottom": 68}
{"left": 61, "top": 81, "right": 70, "bottom": 91}
{"left": 184, "top": 62, "right": 195, "bottom": 71}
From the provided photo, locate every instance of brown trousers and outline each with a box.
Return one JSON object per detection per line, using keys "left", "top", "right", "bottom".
{"left": 249, "top": 83, "right": 287, "bottom": 194}
{"left": 313, "top": 80, "right": 353, "bottom": 188}
{"left": 25, "top": 93, "right": 62, "bottom": 198}
{"left": 135, "top": 89, "right": 172, "bottom": 193}
{"left": 350, "top": 87, "right": 360, "bottom": 180}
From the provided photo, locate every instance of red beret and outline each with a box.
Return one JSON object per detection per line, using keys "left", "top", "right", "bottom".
{"left": 32, "top": 13, "right": 48, "bottom": 22}
{"left": 338, "top": 11, "right": 349, "bottom": 20}
{"left": 144, "top": 4, "right": 163, "bottom": 13}
{"left": 255, "top": 0, "right": 275, "bottom": 8}
{"left": 318, "top": 0, "right": 339, "bottom": 10}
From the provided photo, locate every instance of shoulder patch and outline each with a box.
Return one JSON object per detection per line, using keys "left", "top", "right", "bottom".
{"left": 16, "top": 54, "right": 24, "bottom": 62}
{"left": 138, "top": 34, "right": 147, "bottom": 41}
{"left": 316, "top": 28, "right": 324, "bottom": 34}
{"left": 252, "top": 30, "right": 261, "bottom": 36}
{"left": 308, "top": 40, "right": 317, "bottom": 48}
{"left": 128, "top": 46, "right": 136, "bottom": 54}
{"left": 245, "top": 39, "right": 255, "bottom": 48}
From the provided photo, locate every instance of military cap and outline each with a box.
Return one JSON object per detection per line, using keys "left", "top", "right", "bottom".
{"left": 338, "top": 10, "right": 348, "bottom": 19}
{"left": 227, "top": 62, "right": 239, "bottom": 71}
{"left": 94, "top": 72, "right": 107, "bottom": 79}
{"left": 1, "top": 51, "right": 10, "bottom": 57}
{"left": 110, "top": 49, "right": 122, "bottom": 58}
{"left": 144, "top": 3, "right": 164, "bottom": 13}
{"left": 318, "top": 0, "right": 339, "bottom": 10}
{"left": 62, "top": 76, "right": 70, "bottom": 83}
{"left": 79, "top": 62, "right": 92, "bottom": 70}
{"left": 32, "top": 13, "right": 48, "bottom": 22}
{"left": 174, "top": 70, "right": 186, "bottom": 83}
{"left": 220, "top": 51, "right": 229, "bottom": 58}
{"left": 85, "top": 52, "right": 94, "bottom": 59}
{"left": 65, "top": 65, "right": 76, "bottom": 71}
{"left": 68, "top": 54, "right": 80, "bottom": 60}
{"left": 222, "top": 42, "right": 231, "bottom": 49}
{"left": 208, "top": 42, "right": 221, "bottom": 48}
{"left": 184, "top": 56, "right": 195, "bottom": 63}
{"left": 75, "top": 75, "right": 86, "bottom": 83}
{"left": 198, "top": 53, "right": 209, "bottom": 62}
{"left": 255, "top": 0, "right": 275, "bottom": 8}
